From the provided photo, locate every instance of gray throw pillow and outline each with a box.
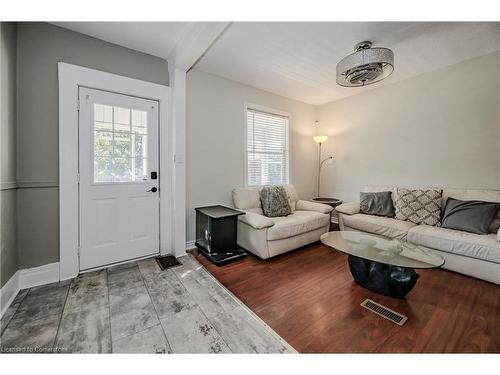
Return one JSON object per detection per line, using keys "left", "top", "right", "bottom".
{"left": 488, "top": 209, "right": 500, "bottom": 233}
{"left": 442, "top": 198, "right": 500, "bottom": 235}
{"left": 360, "top": 191, "right": 395, "bottom": 217}
{"left": 260, "top": 185, "right": 292, "bottom": 217}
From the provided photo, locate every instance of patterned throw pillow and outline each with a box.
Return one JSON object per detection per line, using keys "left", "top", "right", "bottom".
{"left": 395, "top": 188, "right": 442, "bottom": 226}
{"left": 260, "top": 185, "right": 292, "bottom": 217}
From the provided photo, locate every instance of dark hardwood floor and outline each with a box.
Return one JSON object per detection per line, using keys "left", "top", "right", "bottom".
{"left": 194, "top": 242, "right": 500, "bottom": 353}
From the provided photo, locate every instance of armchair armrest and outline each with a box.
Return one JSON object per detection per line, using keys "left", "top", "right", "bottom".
{"left": 296, "top": 200, "right": 333, "bottom": 214}
{"left": 238, "top": 212, "right": 275, "bottom": 229}
{"left": 497, "top": 228, "right": 500, "bottom": 242}
{"left": 336, "top": 202, "right": 360, "bottom": 215}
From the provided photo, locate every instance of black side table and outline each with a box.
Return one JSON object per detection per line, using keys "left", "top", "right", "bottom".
{"left": 195, "top": 205, "right": 246, "bottom": 265}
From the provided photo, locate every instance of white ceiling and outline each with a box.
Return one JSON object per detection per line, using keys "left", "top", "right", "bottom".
{"left": 196, "top": 22, "right": 500, "bottom": 105}
{"left": 53, "top": 22, "right": 500, "bottom": 105}
{"left": 52, "top": 22, "right": 195, "bottom": 59}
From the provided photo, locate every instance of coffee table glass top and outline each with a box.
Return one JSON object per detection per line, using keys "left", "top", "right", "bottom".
{"left": 320, "top": 231, "right": 445, "bottom": 269}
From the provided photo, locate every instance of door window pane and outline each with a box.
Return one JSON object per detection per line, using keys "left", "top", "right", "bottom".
{"left": 114, "top": 107, "right": 130, "bottom": 125}
{"left": 93, "top": 103, "right": 148, "bottom": 183}
{"left": 112, "top": 158, "right": 133, "bottom": 181}
{"left": 113, "top": 132, "right": 132, "bottom": 158}
{"left": 94, "top": 157, "right": 114, "bottom": 183}
{"left": 94, "top": 130, "right": 113, "bottom": 158}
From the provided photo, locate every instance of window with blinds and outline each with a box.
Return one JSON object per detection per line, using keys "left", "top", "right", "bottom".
{"left": 246, "top": 107, "right": 290, "bottom": 186}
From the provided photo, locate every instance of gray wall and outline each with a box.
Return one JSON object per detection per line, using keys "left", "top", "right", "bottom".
{"left": 1, "top": 23, "right": 18, "bottom": 287}
{"left": 317, "top": 51, "right": 500, "bottom": 201}
{"left": 16, "top": 22, "right": 169, "bottom": 269}
{"left": 186, "top": 70, "right": 317, "bottom": 243}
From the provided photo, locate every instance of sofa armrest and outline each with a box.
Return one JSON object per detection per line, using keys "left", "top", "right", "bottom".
{"left": 238, "top": 212, "right": 275, "bottom": 229}
{"left": 336, "top": 202, "right": 360, "bottom": 215}
{"left": 296, "top": 200, "right": 333, "bottom": 214}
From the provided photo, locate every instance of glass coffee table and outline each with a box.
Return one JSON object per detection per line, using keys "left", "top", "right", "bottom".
{"left": 320, "top": 231, "right": 445, "bottom": 299}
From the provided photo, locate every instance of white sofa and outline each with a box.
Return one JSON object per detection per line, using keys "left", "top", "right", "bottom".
{"left": 336, "top": 186, "right": 500, "bottom": 284}
{"left": 232, "top": 184, "right": 333, "bottom": 259}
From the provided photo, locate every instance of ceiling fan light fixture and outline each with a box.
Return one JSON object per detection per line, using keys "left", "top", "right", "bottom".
{"left": 336, "top": 41, "right": 394, "bottom": 87}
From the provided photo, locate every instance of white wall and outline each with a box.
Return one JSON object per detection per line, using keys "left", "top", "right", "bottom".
{"left": 186, "top": 70, "right": 317, "bottom": 243}
{"left": 317, "top": 51, "right": 500, "bottom": 202}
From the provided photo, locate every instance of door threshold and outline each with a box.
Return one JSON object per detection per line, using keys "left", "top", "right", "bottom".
{"left": 79, "top": 252, "right": 162, "bottom": 274}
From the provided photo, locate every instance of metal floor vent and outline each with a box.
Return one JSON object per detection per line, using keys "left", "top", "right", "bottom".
{"left": 155, "top": 255, "right": 181, "bottom": 271}
{"left": 360, "top": 299, "right": 408, "bottom": 326}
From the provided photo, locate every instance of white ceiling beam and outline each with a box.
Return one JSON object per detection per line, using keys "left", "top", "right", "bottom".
{"left": 167, "top": 22, "right": 231, "bottom": 71}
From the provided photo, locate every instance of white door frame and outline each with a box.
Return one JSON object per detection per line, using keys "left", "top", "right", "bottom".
{"left": 58, "top": 63, "right": 175, "bottom": 280}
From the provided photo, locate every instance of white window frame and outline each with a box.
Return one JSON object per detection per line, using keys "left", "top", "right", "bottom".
{"left": 58, "top": 63, "right": 177, "bottom": 280}
{"left": 244, "top": 102, "right": 291, "bottom": 187}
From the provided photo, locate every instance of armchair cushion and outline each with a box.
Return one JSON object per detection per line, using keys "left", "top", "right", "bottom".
{"left": 296, "top": 200, "right": 333, "bottom": 214}
{"left": 267, "top": 211, "right": 330, "bottom": 241}
{"left": 238, "top": 212, "right": 275, "bottom": 230}
{"left": 336, "top": 202, "right": 360, "bottom": 215}
{"left": 233, "top": 187, "right": 261, "bottom": 211}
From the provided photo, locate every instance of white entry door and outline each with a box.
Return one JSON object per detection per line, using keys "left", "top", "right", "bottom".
{"left": 78, "top": 87, "right": 160, "bottom": 270}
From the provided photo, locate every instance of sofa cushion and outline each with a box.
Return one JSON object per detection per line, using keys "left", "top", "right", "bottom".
{"left": 395, "top": 188, "right": 442, "bottom": 226}
{"left": 342, "top": 213, "right": 417, "bottom": 240}
{"left": 407, "top": 225, "right": 500, "bottom": 264}
{"left": 267, "top": 211, "right": 330, "bottom": 241}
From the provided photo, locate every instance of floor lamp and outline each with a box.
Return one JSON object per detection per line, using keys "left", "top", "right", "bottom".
{"left": 313, "top": 135, "right": 333, "bottom": 198}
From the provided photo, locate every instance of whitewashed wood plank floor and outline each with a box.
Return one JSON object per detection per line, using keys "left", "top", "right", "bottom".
{"left": 0, "top": 255, "right": 295, "bottom": 354}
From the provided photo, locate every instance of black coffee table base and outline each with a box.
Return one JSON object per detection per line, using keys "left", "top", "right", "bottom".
{"left": 348, "top": 255, "right": 419, "bottom": 299}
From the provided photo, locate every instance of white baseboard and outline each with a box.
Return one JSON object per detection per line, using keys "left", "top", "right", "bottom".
{"left": 0, "top": 271, "right": 20, "bottom": 319}
{"left": 186, "top": 240, "right": 196, "bottom": 251}
{"left": 19, "top": 262, "right": 60, "bottom": 289}
{"left": 0, "top": 262, "right": 60, "bottom": 318}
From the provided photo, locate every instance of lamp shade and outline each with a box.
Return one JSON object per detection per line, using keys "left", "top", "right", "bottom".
{"left": 313, "top": 135, "right": 328, "bottom": 144}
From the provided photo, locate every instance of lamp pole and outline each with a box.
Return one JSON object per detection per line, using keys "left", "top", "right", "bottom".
{"left": 313, "top": 130, "right": 330, "bottom": 198}
{"left": 317, "top": 143, "right": 334, "bottom": 198}
{"left": 317, "top": 142, "right": 322, "bottom": 198}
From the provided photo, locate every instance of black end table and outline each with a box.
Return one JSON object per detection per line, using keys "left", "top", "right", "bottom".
{"left": 195, "top": 205, "right": 246, "bottom": 265}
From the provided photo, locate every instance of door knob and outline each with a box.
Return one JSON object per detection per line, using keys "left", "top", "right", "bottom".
{"left": 146, "top": 187, "right": 158, "bottom": 193}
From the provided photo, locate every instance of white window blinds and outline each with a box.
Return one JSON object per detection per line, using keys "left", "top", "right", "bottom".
{"left": 246, "top": 107, "right": 289, "bottom": 186}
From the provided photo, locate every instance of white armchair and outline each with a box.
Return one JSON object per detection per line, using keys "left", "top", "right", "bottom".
{"left": 232, "top": 185, "right": 333, "bottom": 259}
